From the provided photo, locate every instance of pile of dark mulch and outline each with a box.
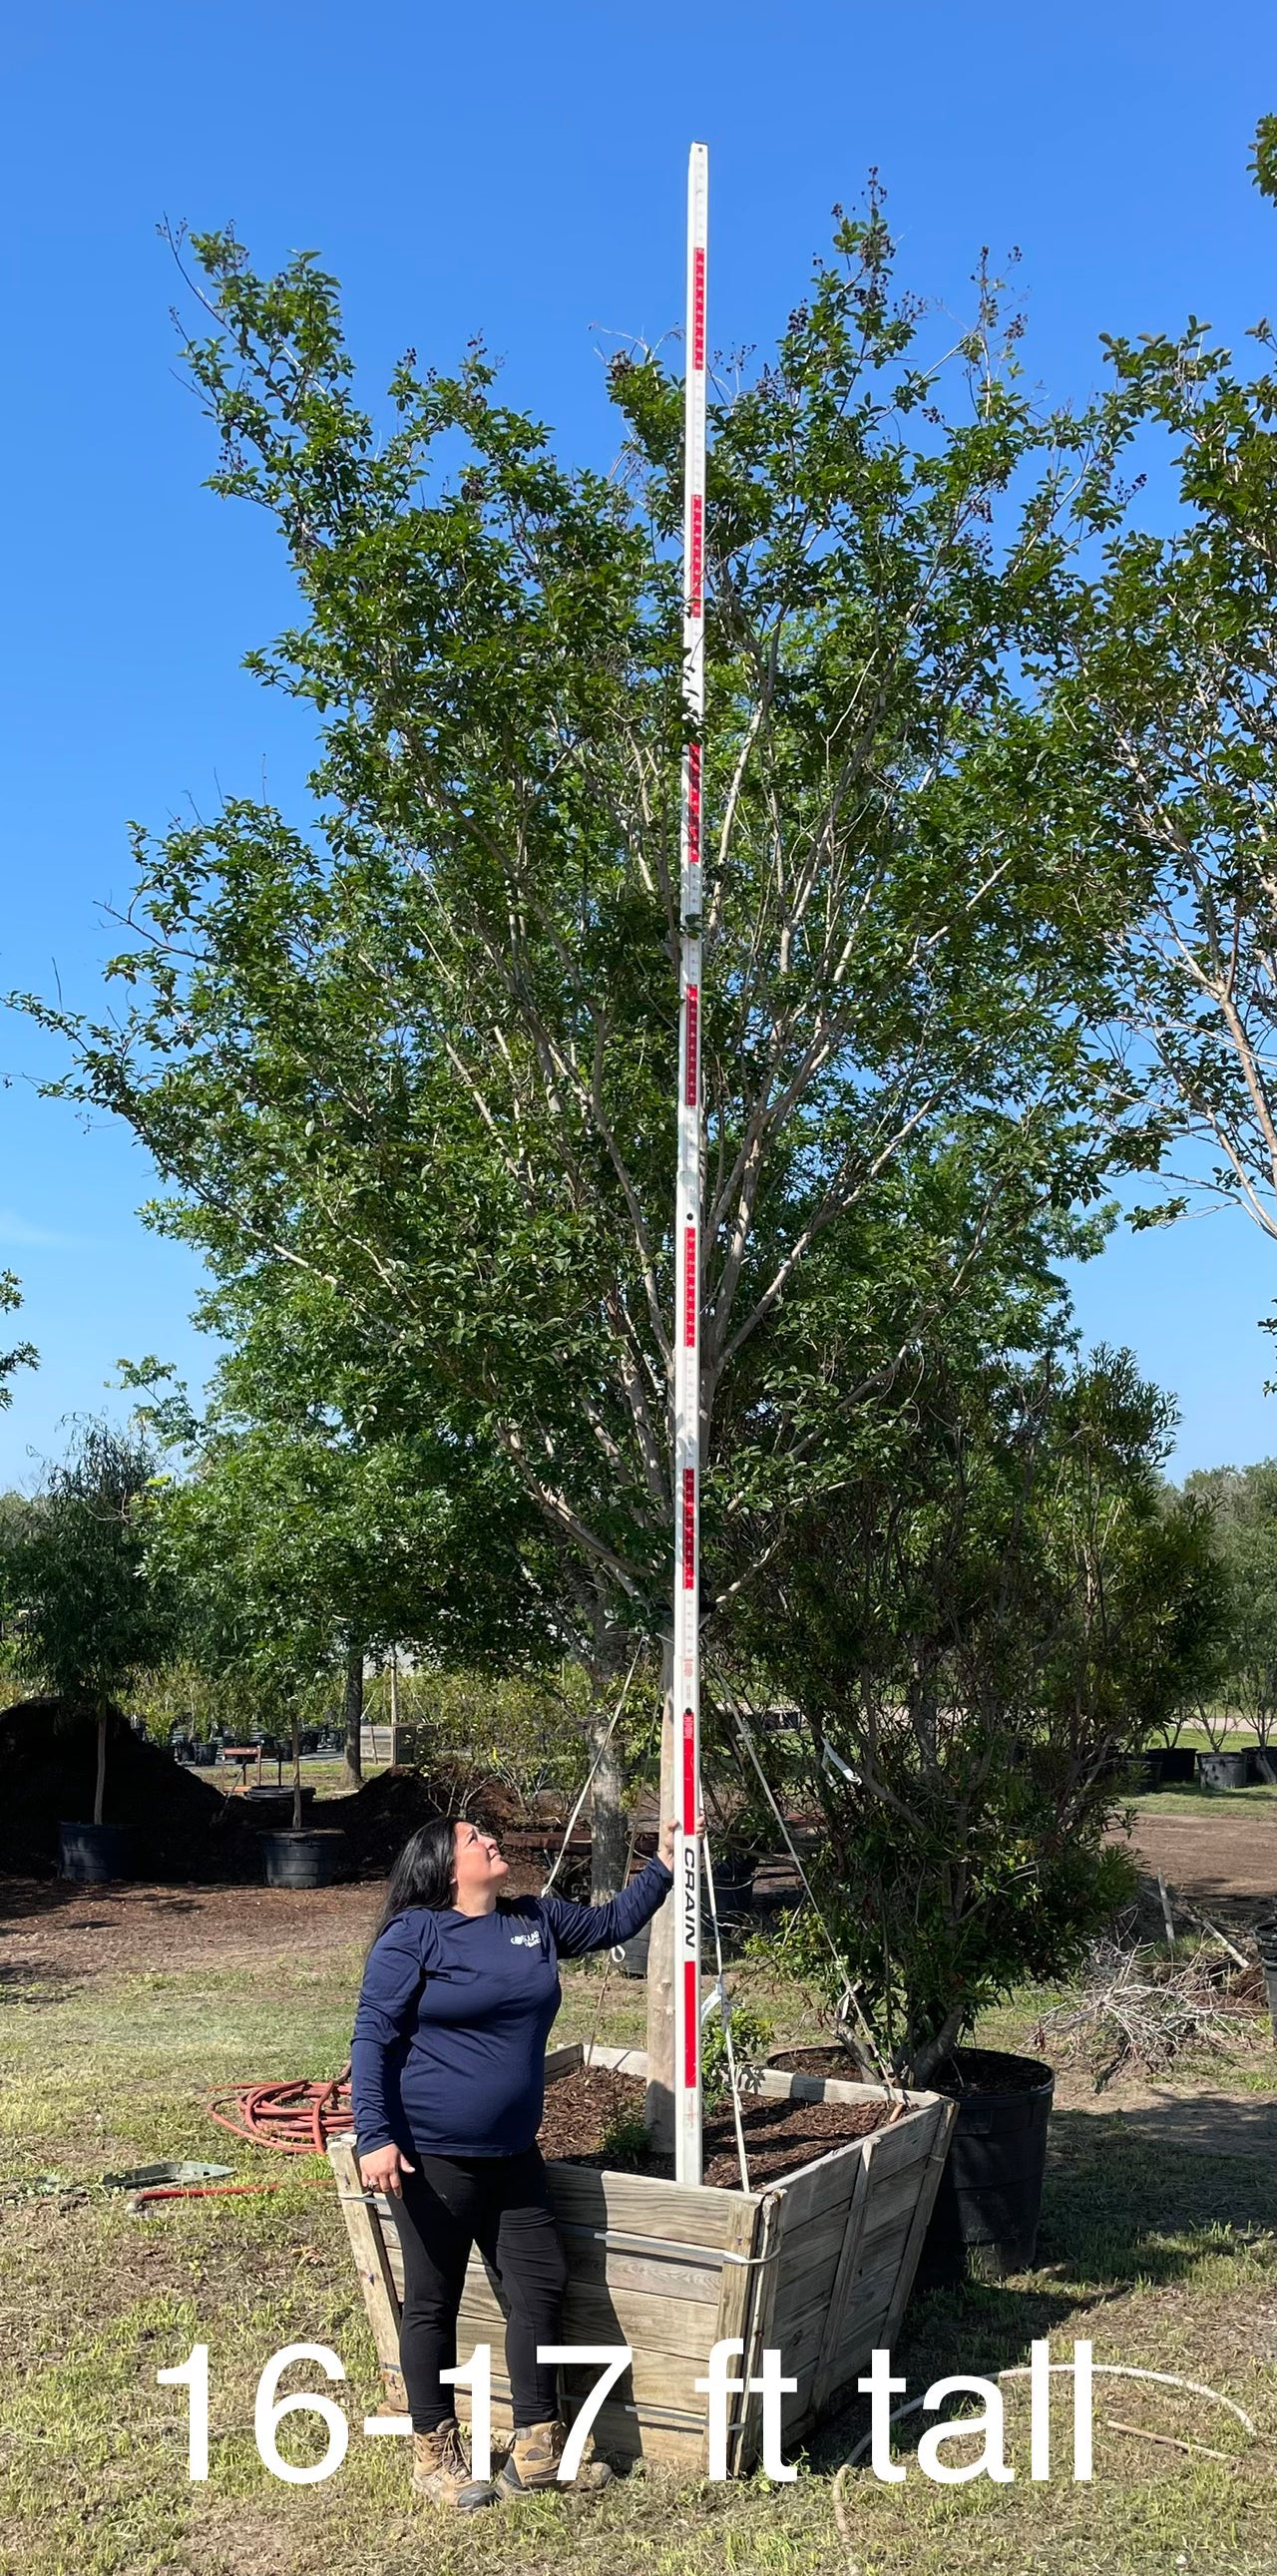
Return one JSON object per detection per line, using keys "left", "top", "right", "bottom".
{"left": 0, "top": 1699, "right": 257, "bottom": 1881}
{"left": 0, "top": 1703, "right": 536, "bottom": 1888}
{"left": 337, "top": 1766, "right": 550, "bottom": 1882}
{"left": 538, "top": 2062, "right": 891, "bottom": 2189}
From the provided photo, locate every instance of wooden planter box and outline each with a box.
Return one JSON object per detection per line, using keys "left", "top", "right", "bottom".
{"left": 330, "top": 2039, "right": 955, "bottom": 2474}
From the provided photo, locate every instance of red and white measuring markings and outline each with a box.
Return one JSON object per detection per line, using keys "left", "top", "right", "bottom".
{"left": 672, "top": 140, "right": 708, "bottom": 2186}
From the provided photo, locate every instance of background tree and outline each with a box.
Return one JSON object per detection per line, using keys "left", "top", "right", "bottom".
{"left": 1049, "top": 123, "right": 1277, "bottom": 1287}
{"left": 729, "top": 1345, "right": 1228, "bottom": 2084}
{"left": 0, "top": 1274, "right": 36, "bottom": 1419}
{"left": 144, "top": 1403, "right": 563, "bottom": 1826}
{"left": 0, "top": 1417, "right": 178, "bottom": 1827}
{"left": 1180, "top": 1457, "right": 1277, "bottom": 1754}
{"left": 125, "top": 1306, "right": 565, "bottom": 1794}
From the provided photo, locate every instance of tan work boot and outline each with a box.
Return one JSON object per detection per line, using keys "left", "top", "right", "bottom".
{"left": 411, "top": 2414, "right": 496, "bottom": 2509}
{"left": 498, "top": 2413, "right": 614, "bottom": 2493}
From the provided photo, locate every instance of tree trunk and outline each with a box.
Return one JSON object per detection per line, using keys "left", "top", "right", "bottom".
{"left": 588, "top": 1700, "right": 628, "bottom": 1902}
{"left": 642, "top": 1638, "right": 676, "bottom": 2149}
{"left": 907, "top": 2003, "right": 966, "bottom": 2091}
{"left": 93, "top": 1707, "right": 108, "bottom": 1828}
{"left": 291, "top": 1708, "right": 303, "bottom": 1834}
{"left": 342, "top": 1639, "right": 364, "bottom": 1792}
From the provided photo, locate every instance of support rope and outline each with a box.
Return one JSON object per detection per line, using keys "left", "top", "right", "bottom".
{"left": 541, "top": 1641, "right": 644, "bottom": 1894}
{"left": 707, "top": 1662, "right": 903, "bottom": 2100}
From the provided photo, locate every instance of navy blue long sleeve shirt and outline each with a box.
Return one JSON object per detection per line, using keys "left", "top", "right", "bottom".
{"left": 350, "top": 1851, "right": 674, "bottom": 2158}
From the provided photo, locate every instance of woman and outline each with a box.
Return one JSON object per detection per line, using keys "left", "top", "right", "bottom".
{"left": 351, "top": 1808, "right": 700, "bottom": 2509}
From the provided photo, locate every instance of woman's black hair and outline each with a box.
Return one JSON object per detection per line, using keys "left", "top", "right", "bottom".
{"left": 366, "top": 1814, "right": 512, "bottom": 1956}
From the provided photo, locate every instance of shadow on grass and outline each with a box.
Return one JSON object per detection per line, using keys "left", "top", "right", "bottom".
{"left": 805, "top": 2101, "right": 1275, "bottom": 2472}
{"left": 0, "top": 1877, "right": 205, "bottom": 1928}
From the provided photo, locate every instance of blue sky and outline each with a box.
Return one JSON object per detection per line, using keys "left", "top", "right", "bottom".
{"left": 2, "top": 0, "right": 1275, "bottom": 1487}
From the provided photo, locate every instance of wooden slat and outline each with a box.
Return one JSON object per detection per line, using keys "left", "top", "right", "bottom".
{"left": 822, "top": 2251, "right": 918, "bottom": 2386}
{"left": 771, "top": 2148, "right": 935, "bottom": 2324}
{"left": 452, "top": 2276, "right": 719, "bottom": 2391}
{"left": 852, "top": 2214, "right": 912, "bottom": 2290}
{"left": 544, "top": 2163, "right": 749, "bottom": 2246}
{"left": 770, "top": 2131, "right": 872, "bottom": 2234}
{"left": 327, "top": 2133, "right": 406, "bottom": 2411}
{"left": 383, "top": 2232, "right": 725, "bottom": 2308}
{"left": 713, "top": 2188, "right": 765, "bottom": 2477}
{"left": 873, "top": 2096, "right": 957, "bottom": 2353}
{"left": 773, "top": 2305, "right": 827, "bottom": 2425}
{"left": 811, "top": 2131, "right": 878, "bottom": 2413}
{"left": 728, "top": 2186, "right": 784, "bottom": 2477}
{"left": 768, "top": 2195, "right": 858, "bottom": 2313}
{"left": 543, "top": 2039, "right": 586, "bottom": 2081}
{"left": 767, "top": 2153, "right": 927, "bottom": 2318}
{"left": 750, "top": 2070, "right": 902, "bottom": 2107}
{"left": 583, "top": 2041, "right": 650, "bottom": 2078}
{"left": 555, "top": 2282, "right": 722, "bottom": 2357}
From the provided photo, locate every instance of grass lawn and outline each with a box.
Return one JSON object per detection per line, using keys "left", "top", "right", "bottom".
{"left": 1131, "top": 1784, "right": 1277, "bottom": 1818}
{"left": 0, "top": 1910, "right": 1273, "bottom": 2576}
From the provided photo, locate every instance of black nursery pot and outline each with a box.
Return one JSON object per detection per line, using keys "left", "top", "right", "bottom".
{"left": 58, "top": 1821, "right": 138, "bottom": 1884}
{"left": 915, "top": 2044, "right": 1055, "bottom": 2289}
{"left": 1196, "top": 1750, "right": 1249, "bottom": 1790}
{"left": 614, "top": 1919, "right": 651, "bottom": 1976}
{"left": 258, "top": 1828, "right": 348, "bottom": 1889}
{"left": 1154, "top": 1746, "right": 1198, "bottom": 1785}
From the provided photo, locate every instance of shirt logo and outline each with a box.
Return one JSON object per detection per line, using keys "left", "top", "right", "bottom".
{"left": 508, "top": 1931, "right": 541, "bottom": 1948}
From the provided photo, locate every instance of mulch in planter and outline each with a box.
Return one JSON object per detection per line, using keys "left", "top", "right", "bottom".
{"left": 538, "top": 2062, "right": 893, "bottom": 2188}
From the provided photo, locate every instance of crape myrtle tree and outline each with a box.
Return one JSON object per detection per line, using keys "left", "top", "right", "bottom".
{"left": 730, "top": 1346, "right": 1228, "bottom": 2085}
{"left": 1047, "top": 126, "right": 1277, "bottom": 1282}
{"left": 15, "top": 200, "right": 1159, "bottom": 2143}
{"left": 19, "top": 195, "right": 1142, "bottom": 1823}
{"left": 0, "top": 1417, "right": 179, "bottom": 1828}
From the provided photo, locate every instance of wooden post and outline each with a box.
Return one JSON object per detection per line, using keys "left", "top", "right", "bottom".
{"left": 342, "top": 1637, "right": 364, "bottom": 1791}
{"left": 328, "top": 2134, "right": 407, "bottom": 2411}
{"left": 643, "top": 1635, "right": 676, "bottom": 2149}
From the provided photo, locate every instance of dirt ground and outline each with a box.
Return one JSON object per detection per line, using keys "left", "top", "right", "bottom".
{"left": 0, "top": 1873, "right": 381, "bottom": 1986}
{"left": 2, "top": 1795, "right": 1272, "bottom": 1992}
{"left": 1126, "top": 1809, "right": 1277, "bottom": 1906}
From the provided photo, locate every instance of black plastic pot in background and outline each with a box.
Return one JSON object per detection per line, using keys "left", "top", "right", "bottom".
{"left": 58, "top": 1821, "right": 139, "bottom": 1884}
{"left": 1120, "top": 1752, "right": 1162, "bottom": 1793}
{"left": 258, "top": 1828, "right": 348, "bottom": 1889}
{"left": 613, "top": 1919, "right": 651, "bottom": 1976}
{"left": 1197, "top": 1750, "right": 1249, "bottom": 1790}
{"left": 1242, "top": 1745, "right": 1277, "bottom": 1786}
{"left": 915, "top": 2046, "right": 1055, "bottom": 2289}
{"left": 711, "top": 1855, "right": 757, "bottom": 1922}
{"left": 1154, "top": 1746, "right": 1199, "bottom": 1785}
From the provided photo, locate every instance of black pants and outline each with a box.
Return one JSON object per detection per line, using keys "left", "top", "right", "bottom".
{"left": 386, "top": 2144, "right": 569, "bottom": 2432}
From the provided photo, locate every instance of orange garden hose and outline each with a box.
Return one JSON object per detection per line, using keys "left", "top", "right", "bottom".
{"left": 124, "top": 2069, "right": 358, "bottom": 2207}
{"left": 204, "top": 2066, "right": 354, "bottom": 2155}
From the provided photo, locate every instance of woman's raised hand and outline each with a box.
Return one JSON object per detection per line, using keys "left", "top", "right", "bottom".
{"left": 658, "top": 1811, "right": 706, "bottom": 1869}
{"left": 358, "top": 2142, "right": 416, "bottom": 2198}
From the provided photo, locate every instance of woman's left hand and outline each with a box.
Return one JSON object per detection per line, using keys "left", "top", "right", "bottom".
{"left": 658, "top": 1811, "right": 706, "bottom": 1869}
